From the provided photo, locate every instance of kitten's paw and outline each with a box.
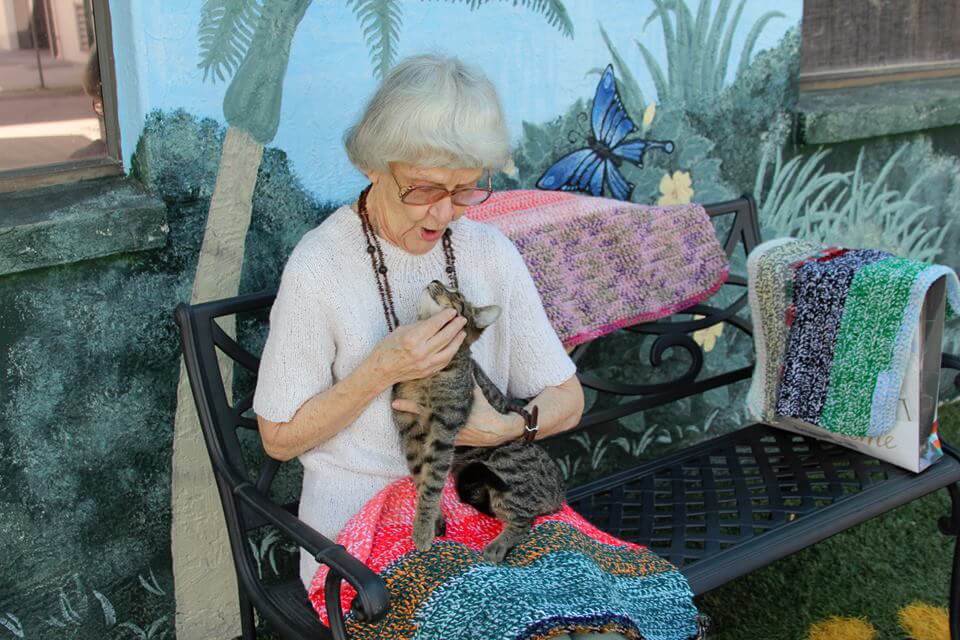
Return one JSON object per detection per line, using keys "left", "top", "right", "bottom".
{"left": 412, "top": 524, "right": 435, "bottom": 552}
{"left": 435, "top": 513, "right": 447, "bottom": 537}
{"left": 482, "top": 539, "right": 513, "bottom": 563}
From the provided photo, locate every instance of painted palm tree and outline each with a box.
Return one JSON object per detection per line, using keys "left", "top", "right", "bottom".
{"left": 171, "top": 1, "right": 312, "bottom": 637}
{"left": 173, "top": 0, "right": 573, "bottom": 635}
{"left": 600, "top": 0, "right": 784, "bottom": 109}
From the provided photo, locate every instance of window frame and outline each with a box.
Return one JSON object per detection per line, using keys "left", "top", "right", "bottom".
{"left": 0, "top": 0, "right": 123, "bottom": 194}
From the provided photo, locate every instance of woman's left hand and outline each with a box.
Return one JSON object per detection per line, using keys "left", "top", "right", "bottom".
{"left": 391, "top": 384, "right": 520, "bottom": 447}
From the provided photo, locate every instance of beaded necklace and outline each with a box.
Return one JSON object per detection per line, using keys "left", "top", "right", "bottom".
{"left": 355, "top": 184, "right": 540, "bottom": 443}
{"left": 356, "top": 184, "right": 459, "bottom": 332}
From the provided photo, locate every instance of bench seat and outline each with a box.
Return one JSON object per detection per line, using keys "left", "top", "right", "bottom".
{"left": 568, "top": 422, "right": 960, "bottom": 595}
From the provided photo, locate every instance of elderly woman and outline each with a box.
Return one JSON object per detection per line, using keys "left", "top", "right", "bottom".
{"left": 252, "top": 54, "right": 639, "bottom": 640}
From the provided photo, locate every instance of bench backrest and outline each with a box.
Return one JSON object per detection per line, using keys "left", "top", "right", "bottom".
{"left": 565, "top": 195, "right": 760, "bottom": 435}
{"left": 172, "top": 193, "right": 761, "bottom": 574}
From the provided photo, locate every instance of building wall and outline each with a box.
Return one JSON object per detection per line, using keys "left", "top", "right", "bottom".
{"left": 0, "top": 0, "right": 17, "bottom": 50}
{"left": 1, "top": 1, "right": 958, "bottom": 638}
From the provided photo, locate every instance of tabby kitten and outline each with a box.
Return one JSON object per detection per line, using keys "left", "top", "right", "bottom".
{"left": 391, "top": 280, "right": 565, "bottom": 562}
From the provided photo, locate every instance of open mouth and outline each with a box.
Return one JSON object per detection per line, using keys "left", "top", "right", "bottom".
{"left": 420, "top": 227, "right": 442, "bottom": 241}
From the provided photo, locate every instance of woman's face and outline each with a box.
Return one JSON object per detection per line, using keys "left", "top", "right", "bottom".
{"left": 365, "top": 161, "right": 485, "bottom": 255}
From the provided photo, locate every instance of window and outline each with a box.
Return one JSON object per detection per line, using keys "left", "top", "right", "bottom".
{"left": 800, "top": 0, "right": 960, "bottom": 91}
{"left": 0, "top": 0, "right": 121, "bottom": 193}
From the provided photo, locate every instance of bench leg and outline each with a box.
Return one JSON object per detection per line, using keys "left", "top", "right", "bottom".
{"left": 939, "top": 483, "right": 960, "bottom": 640}
{"left": 238, "top": 589, "right": 257, "bottom": 640}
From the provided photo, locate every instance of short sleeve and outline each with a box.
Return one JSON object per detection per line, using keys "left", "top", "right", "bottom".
{"left": 496, "top": 230, "right": 578, "bottom": 400}
{"left": 252, "top": 255, "right": 336, "bottom": 423}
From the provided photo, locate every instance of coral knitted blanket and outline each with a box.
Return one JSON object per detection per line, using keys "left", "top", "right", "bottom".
{"left": 746, "top": 238, "right": 960, "bottom": 437}
{"left": 464, "top": 191, "right": 729, "bottom": 349}
{"left": 308, "top": 477, "right": 704, "bottom": 640}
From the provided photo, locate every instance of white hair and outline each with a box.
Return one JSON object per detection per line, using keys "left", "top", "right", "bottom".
{"left": 344, "top": 54, "right": 512, "bottom": 173}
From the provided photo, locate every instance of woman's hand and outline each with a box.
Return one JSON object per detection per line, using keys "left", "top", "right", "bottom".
{"left": 369, "top": 307, "right": 468, "bottom": 385}
{"left": 391, "top": 383, "right": 522, "bottom": 448}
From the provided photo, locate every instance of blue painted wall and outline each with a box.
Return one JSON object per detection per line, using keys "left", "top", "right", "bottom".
{"left": 112, "top": 0, "right": 801, "bottom": 200}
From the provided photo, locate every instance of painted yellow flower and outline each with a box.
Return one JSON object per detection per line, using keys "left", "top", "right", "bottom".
{"left": 692, "top": 314, "right": 723, "bottom": 352}
{"left": 657, "top": 171, "right": 693, "bottom": 205}
{"left": 502, "top": 156, "right": 519, "bottom": 179}
{"left": 642, "top": 102, "right": 656, "bottom": 129}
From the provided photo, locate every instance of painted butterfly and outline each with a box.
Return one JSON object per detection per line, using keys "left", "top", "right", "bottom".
{"left": 536, "top": 64, "right": 674, "bottom": 201}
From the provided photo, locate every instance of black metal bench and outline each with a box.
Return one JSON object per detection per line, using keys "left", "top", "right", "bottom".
{"left": 174, "top": 195, "right": 960, "bottom": 640}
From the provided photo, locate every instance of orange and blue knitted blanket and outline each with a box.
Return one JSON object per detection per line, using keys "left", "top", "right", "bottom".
{"left": 308, "top": 477, "right": 705, "bottom": 640}
{"left": 464, "top": 190, "right": 729, "bottom": 349}
{"left": 746, "top": 238, "right": 960, "bottom": 437}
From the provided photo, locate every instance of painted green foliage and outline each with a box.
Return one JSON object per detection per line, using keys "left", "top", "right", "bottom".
{"left": 506, "top": 1, "right": 960, "bottom": 484}
{"left": 0, "top": 110, "right": 329, "bottom": 639}
{"left": 638, "top": 0, "right": 785, "bottom": 105}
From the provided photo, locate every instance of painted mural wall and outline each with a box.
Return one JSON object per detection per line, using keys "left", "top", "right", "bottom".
{"left": 2, "top": 0, "right": 959, "bottom": 638}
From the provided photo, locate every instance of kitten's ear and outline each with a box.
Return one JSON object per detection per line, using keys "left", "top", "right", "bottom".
{"left": 473, "top": 305, "right": 502, "bottom": 329}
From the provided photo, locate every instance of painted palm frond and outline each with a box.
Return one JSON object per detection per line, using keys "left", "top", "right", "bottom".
{"left": 630, "top": 0, "right": 784, "bottom": 103}
{"left": 500, "top": 0, "right": 574, "bottom": 38}
{"left": 598, "top": 22, "right": 645, "bottom": 111}
{"left": 198, "top": 0, "right": 262, "bottom": 83}
{"left": 348, "top": 0, "right": 403, "bottom": 80}
{"left": 426, "top": 0, "right": 573, "bottom": 37}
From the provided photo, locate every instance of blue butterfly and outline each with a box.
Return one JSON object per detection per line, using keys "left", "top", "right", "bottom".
{"left": 537, "top": 64, "right": 674, "bottom": 201}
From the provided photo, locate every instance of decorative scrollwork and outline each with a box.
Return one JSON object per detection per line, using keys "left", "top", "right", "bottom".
{"left": 650, "top": 333, "right": 703, "bottom": 384}
{"left": 560, "top": 196, "right": 761, "bottom": 434}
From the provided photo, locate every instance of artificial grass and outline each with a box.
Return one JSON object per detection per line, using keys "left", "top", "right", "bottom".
{"left": 699, "top": 402, "right": 960, "bottom": 640}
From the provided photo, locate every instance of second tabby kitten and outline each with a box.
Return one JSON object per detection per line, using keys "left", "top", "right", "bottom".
{"left": 391, "top": 280, "right": 565, "bottom": 562}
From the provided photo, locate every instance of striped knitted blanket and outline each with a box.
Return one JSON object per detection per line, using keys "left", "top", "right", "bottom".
{"left": 746, "top": 238, "right": 960, "bottom": 437}
{"left": 464, "top": 191, "right": 729, "bottom": 349}
{"left": 308, "top": 477, "right": 705, "bottom": 640}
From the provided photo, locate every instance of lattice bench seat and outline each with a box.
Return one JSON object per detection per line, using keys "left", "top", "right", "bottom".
{"left": 567, "top": 422, "right": 960, "bottom": 595}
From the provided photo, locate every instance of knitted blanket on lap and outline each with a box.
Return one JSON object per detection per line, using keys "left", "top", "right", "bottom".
{"left": 308, "top": 477, "right": 705, "bottom": 640}
{"left": 746, "top": 238, "right": 960, "bottom": 437}
{"left": 463, "top": 190, "right": 729, "bottom": 349}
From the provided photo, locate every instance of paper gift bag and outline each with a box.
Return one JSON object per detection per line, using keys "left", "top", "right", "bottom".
{"left": 769, "top": 276, "right": 947, "bottom": 473}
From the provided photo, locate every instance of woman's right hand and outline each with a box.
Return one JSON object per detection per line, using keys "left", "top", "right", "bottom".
{"left": 370, "top": 307, "right": 468, "bottom": 385}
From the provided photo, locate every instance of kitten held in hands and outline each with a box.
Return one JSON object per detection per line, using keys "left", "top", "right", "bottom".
{"left": 391, "top": 281, "right": 565, "bottom": 561}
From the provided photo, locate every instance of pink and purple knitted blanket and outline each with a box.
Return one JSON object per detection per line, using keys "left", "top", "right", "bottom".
{"left": 463, "top": 191, "right": 729, "bottom": 348}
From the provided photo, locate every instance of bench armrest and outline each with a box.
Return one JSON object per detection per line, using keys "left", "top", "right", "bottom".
{"left": 233, "top": 482, "right": 389, "bottom": 635}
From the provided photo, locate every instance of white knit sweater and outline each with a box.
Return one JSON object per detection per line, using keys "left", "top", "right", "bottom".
{"left": 252, "top": 203, "right": 578, "bottom": 590}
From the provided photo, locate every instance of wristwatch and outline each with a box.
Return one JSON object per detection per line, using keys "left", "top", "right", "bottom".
{"left": 509, "top": 405, "right": 539, "bottom": 444}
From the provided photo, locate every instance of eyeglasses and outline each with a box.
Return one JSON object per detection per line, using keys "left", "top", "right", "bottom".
{"left": 392, "top": 172, "right": 493, "bottom": 207}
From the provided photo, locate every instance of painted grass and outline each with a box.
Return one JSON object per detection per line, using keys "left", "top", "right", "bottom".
{"left": 699, "top": 402, "right": 960, "bottom": 640}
